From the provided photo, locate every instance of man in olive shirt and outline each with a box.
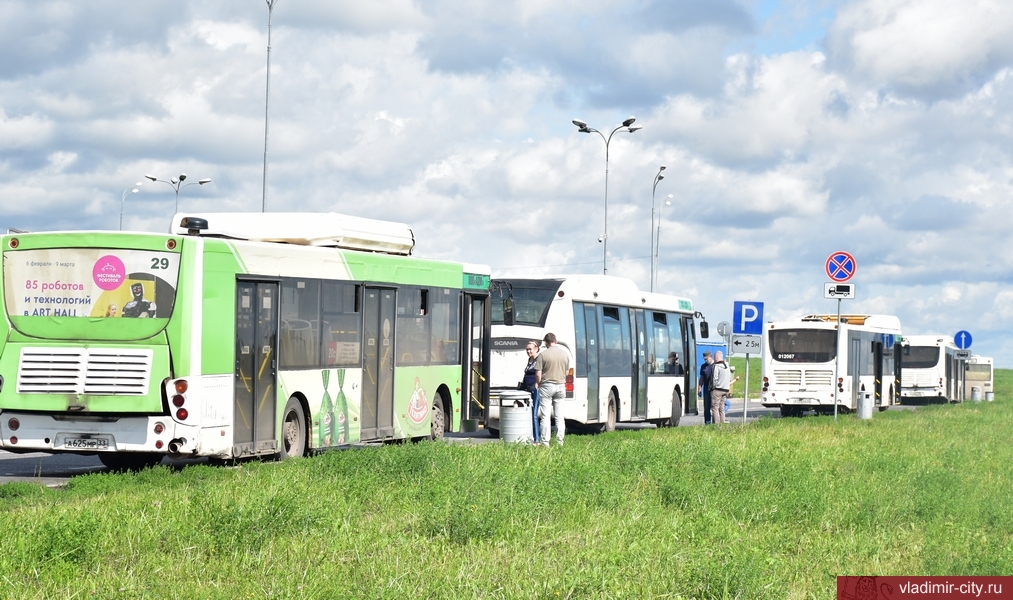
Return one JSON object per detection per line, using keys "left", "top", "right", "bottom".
{"left": 535, "top": 332, "right": 570, "bottom": 447}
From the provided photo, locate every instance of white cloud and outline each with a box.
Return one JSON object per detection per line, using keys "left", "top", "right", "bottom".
{"left": 827, "top": 0, "right": 1013, "bottom": 95}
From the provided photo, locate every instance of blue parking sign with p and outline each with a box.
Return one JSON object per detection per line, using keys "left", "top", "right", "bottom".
{"left": 733, "top": 301, "right": 764, "bottom": 335}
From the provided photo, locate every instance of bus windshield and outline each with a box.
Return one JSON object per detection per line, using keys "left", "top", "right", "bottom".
{"left": 490, "top": 279, "right": 562, "bottom": 326}
{"left": 903, "top": 346, "right": 941, "bottom": 369}
{"left": 966, "top": 364, "right": 992, "bottom": 380}
{"left": 768, "top": 329, "right": 837, "bottom": 363}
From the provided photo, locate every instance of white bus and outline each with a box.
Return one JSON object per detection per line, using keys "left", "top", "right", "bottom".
{"left": 899, "top": 335, "right": 966, "bottom": 403}
{"left": 761, "top": 314, "right": 902, "bottom": 416}
{"left": 964, "top": 355, "right": 994, "bottom": 400}
{"left": 484, "top": 276, "right": 706, "bottom": 435}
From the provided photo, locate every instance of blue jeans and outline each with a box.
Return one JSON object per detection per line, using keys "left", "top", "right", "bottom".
{"left": 530, "top": 388, "right": 541, "bottom": 443}
{"left": 537, "top": 382, "right": 566, "bottom": 445}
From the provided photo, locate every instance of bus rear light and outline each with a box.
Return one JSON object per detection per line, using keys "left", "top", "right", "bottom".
{"left": 565, "top": 369, "right": 574, "bottom": 394}
{"left": 174, "top": 380, "right": 188, "bottom": 394}
{"left": 172, "top": 395, "right": 185, "bottom": 408}
{"left": 153, "top": 422, "right": 164, "bottom": 434}
{"left": 176, "top": 408, "right": 189, "bottom": 421}
{"left": 7, "top": 418, "right": 19, "bottom": 431}
{"left": 8, "top": 436, "right": 16, "bottom": 444}
{"left": 155, "top": 440, "right": 163, "bottom": 449}
{"left": 9, "top": 238, "right": 18, "bottom": 249}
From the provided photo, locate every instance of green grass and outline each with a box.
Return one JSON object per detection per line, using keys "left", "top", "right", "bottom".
{"left": 1, "top": 371, "right": 1011, "bottom": 598}
{"left": 727, "top": 356, "right": 761, "bottom": 398}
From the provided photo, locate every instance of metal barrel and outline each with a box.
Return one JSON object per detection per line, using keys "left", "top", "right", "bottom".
{"left": 857, "top": 392, "right": 873, "bottom": 419}
{"left": 971, "top": 387, "right": 982, "bottom": 402}
{"left": 500, "top": 391, "right": 533, "bottom": 444}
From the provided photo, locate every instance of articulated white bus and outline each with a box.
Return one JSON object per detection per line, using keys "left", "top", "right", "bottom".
{"left": 964, "top": 355, "right": 994, "bottom": 400}
{"left": 484, "top": 276, "right": 706, "bottom": 435}
{"left": 899, "top": 335, "right": 965, "bottom": 403}
{"left": 761, "top": 314, "right": 902, "bottom": 416}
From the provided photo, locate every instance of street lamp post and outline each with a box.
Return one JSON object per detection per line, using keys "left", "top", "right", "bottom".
{"left": 572, "top": 117, "right": 643, "bottom": 275}
{"left": 655, "top": 194, "right": 672, "bottom": 290}
{"left": 144, "top": 173, "right": 212, "bottom": 214}
{"left": 650, "top": 165, "right": 666, "bottom": 291}
{"left": 262, "top": 0, "right": 280, "bottom": 213}
{"left": 120, "top": 182, "right": 143, "bottom": 231}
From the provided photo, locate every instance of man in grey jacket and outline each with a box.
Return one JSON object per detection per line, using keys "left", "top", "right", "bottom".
{"left": 710, "top": 351, "right": 731, "bottom": 424}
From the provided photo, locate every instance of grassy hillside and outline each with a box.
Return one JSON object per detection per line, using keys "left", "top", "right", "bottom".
{"left": 1, "top": 371, "right": 1010, "bottom": 598}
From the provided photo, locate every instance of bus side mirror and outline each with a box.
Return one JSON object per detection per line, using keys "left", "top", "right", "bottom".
{"left": 698, "top": 320, "right": 709, "bottom": 339}
{"left": 503, "top": 298, "right": 515, "bottom": 327}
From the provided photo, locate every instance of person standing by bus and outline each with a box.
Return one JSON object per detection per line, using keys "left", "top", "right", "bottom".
{"left": 522, "top": 340, "right": 541, "bottom": 444}
{"left": 698, "top": 351, "right": 714, "bottom": 424}
{"left": 710, "top": 351, "right": 731, "bottom": 424}
{"left": 535, "top": 332, "right": 569, "bottom": 447}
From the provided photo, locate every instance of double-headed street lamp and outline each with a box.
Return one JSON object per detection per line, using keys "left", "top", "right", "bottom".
{"left": 650, "top": 165, "right": 666, "bottom": 291}
{"left": 655, "top": 194, "right": 673, "bottom": 291}
{"left": 120, "top": 182, "right": 143, "bottom": 231}
{"left": 572, "top": 117, "right": 643, "bottom": 275}
{"left": 144, "top": 173, "right": 212, "bottom": 214}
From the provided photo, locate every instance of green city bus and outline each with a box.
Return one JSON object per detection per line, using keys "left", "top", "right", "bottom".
{"left": 0, "top": 213, "right": 491, "bottom": 469}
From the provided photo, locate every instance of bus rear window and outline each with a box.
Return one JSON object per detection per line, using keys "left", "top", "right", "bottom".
{"left": 768, "top": 329, "right": 837, "bottom": 363}
{"left": 902, "top": 347, "right": 941, "bottom": 369}
{"left": 4, "top": 248, "right": 179, "bottom": 320}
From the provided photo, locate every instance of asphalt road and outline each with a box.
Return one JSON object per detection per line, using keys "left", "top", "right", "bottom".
{"left": 0, "top": 398, "right": 782, "bottom": 486}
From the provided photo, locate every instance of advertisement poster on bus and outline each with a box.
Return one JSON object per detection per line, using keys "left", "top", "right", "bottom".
{"left": 4, "top": 248, "right": 180, "bottom": 318}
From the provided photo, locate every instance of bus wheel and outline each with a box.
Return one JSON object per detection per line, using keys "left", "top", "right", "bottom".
{"left": 601, "top": 392, "right": 617, "bottom": 433}
{"left": 430, "top": 392, "right": 446, "bottom": 441}
{"left": 98, "top": 452, "right": 162, "bottom": 471}
{"left": 280, "top": 397, "right": 307, "bottom": 459}
{"left": 668, "top": 390, "right": 683, "bottom": 427}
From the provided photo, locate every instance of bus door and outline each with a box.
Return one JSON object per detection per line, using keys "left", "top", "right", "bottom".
{"left": 462, "top": 293, "right": 490, "bottom": 425}
{"left": 873, "top": 340, "right": 884, "bottom": 405}
{"left": 849, "top": 335, "right": 862, "bottom": 407}
{"left": 585, "top": 304, "right": 601, "bottom": 421}
{"left": 361, "top": 287, "right": 396, "bottom": 440}
{"left": 632, "top": 309, "right": 648, "bottom": 418}
{"left": 234, "top": 280, "right": 280, "bottom": 457}
{"left": 683, "top": 315, "right": 697, "bottom": 415}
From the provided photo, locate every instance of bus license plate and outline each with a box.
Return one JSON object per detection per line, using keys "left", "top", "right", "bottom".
{"left": 63, "top": 437, "right": 110, "bottom": 450}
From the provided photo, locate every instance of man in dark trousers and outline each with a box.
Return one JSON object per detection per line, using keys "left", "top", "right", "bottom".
{"left": 697, "top": 351, "right": 714, "bottom": 424}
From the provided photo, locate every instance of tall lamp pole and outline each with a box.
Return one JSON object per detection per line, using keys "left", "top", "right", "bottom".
{"left": 650, "top": 165, "right": 666, "bottom": 291}
{"left": 572, "top": 117, "right": 643, "bottom": 275}
{"left": 119, "top": 182, "right": 143, "bottom": 231}
{"left": 262, "top": 0, "right": 279, "bottom": 213}
{"left": 144, "top": 173, "right": 212, "bottom": 214}
{"left": 655, "top": 194, "right": 672, "bottom": 291}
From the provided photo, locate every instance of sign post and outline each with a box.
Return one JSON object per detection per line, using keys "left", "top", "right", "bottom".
{"left": 732, "top": 301, "right": 764, "bottom": 423}
{"left": 825, "top": 251, "right": 857, "bottom": 421}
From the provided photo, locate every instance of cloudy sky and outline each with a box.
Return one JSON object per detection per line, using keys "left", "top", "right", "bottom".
{"left": 3, "top": 0, "right": 1012, "bottom": 365}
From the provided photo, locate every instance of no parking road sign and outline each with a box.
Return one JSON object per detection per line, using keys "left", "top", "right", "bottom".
{"left": 825, "top": 251, "right": 856, "bottom": 282}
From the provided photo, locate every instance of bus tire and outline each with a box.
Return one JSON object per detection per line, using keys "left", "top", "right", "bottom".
{"left": 668, "top": 389, "right": 683, "bottom": 427}
{"left": 429, "top": 391, "right": 446, "bottom": 441}
{"left": 601, "top": 391, "right": 617, "bottom": 433}
{"left": 487, "top": 428, "right": 500, "bottom": 439}
{"left": 280, "top": 397, "right": 307, "bottom": 459}
{"left": 98, "top": 452, "right": 162, "bottom": 471}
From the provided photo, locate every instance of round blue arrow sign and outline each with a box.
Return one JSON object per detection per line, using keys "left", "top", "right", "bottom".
{"left": 954, "top": 330, "right": 972, "bottom": 350}
{"left": 825, "top": 251, "right": 857, "bottom": 282}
